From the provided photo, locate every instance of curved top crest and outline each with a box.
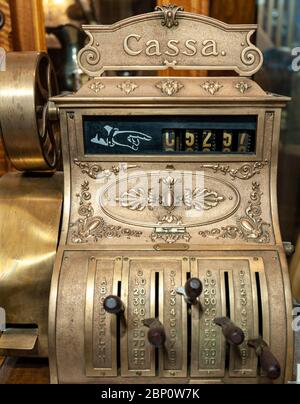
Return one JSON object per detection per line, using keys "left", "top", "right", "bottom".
{"left": 78, "top": 6, "right": 263, "bottom": 77}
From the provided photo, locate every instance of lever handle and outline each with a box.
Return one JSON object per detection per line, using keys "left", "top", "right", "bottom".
{"left": 103, "top": 295, "right": 125, "bottom": 315}
{"left": 176, "top": 278, "right": 203, "bottom": 305}
{"left": 214, "top": 317, "right": 245, "bottom": 346}
{"left": 248, "top": 338, "right": 281, "bottom": 380}
{"left": 185, "top": 278, "right": 203, "bottom": 304}
{"left": 143, "top": 318, "right": 166, "bottom": 348}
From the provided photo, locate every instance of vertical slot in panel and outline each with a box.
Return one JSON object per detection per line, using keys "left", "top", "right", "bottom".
{"left": 253, "top": 259, "right": 270, "bottom": 377}
{"left": 191, "top": 259, "right": 226, "bottom": 378}
{"left": 229, "top": 258, "right": 259, "bottom": 378}
{"left": 224, "top": 271, "right": 232, "bottom": 372}
{"left": 121, "top": 258, "right": 156, "bottom": 377}
{"left": 255, "top": 273, "right": 263, "bottom": 339}
{"left": 159, "top": 258, "right": 188, "bottom": 378}
{"left": 85, "top": 257, "right": 120, "bottom": 377}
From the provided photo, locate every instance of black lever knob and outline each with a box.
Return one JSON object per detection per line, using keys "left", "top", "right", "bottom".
{"left": 103, "top": 295, "right": 125, "bottom": 315}
{"left": 214, "top": 317, "right": 245, "bottom": 346}
{"left": 176, "top": 278, "right": 203, "bottom": 305}
{"left": 143, "top": 318, "right": 166, "bottom": 348}
{"left": 185, "top": 278, "right": 203, "bottom": 304}
{"left": 248, "top": 338, "right": 281, "bottom": 380}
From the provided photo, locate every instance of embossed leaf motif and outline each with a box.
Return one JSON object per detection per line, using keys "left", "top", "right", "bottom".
{"left": 117, "top": 81, "right": 138, "bottom": 95}
{"left": 156, "top": 79, "right": 184, "bottom": 96}
{"left": 118, "top": 188, "right": 148, "bottom": 211}
{"left": 201, "top": 81, "right": 223, "bottom": 95}
{"left": 184, "top": 189, "right": 225, "bottom": 211}
{"left": 235, "top": 81, "right": 251, "bottom": 94}
{"left": 89, "top": 81, "right": 105, "bottom": 93}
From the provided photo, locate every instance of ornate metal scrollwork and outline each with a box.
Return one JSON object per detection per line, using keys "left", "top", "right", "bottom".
{"left": 241, "top": 31, "right": 263, "bottom": 71}
{"left": 74, "top": 160, "right": 138, "bottom": 180}
{"left": 151, "top": 228, "right": 191, "bottom": 244}
{"left": 70, "top": 181, "right": 142, "bottom": 243}
{"left": 202, "top": 161, "right": 269, "bottom": 181}
{"left": 155, "top": 4, "right": 184, "bottom": 29}
{"left": 199, "top": 182, "right": 271, "bottom": 244}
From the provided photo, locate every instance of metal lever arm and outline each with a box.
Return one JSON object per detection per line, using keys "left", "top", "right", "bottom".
{"left": 143, "top": 318, "right": 166, "bottom": 348}
{"left": 176, "top": 278, "right": 203, "bottom": 305}
{"left": 214, "top": 317, "right": 245, "bottom": 346}
{"left": 248, "top": 338, "right": 281, "bottom": 380}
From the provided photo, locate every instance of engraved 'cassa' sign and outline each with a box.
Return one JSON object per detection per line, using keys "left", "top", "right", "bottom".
{"left": 78, "top": 7, "right": 263, "bottom": 77}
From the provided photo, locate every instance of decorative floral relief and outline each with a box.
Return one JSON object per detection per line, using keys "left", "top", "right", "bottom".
{"left": 184, "top": 189, "right": 225, "bottom": 211}
{"left": 202, "top": 161, "right": 269, "bottom": 181}
{"left": 155, "top": 4, "right": 184, "bottom": 29}
{"left": 89, "top": 81, "right": 105, "bottom": 93}
{"left": 70, "top": 181, "right": 142, "bottom": 243}
{"left": 151, "top": 230, "right": 191, "bottom": 244}
{"left": 156, "top": 79, "right": 184, "bottom": 96}
{"left": 235, "top": 81, "right": 252, "bottom": 94}
{"left": 117, "top": 81, "right": 139, "bottom": 95}
{"left": 117, "top": 175, "right": 226, "bottom": 226}
{"left": 74, "top": 160, "right": 138, "bottom": 180}
{"left": 199, "top": 182, "right": 271, "bottom": 244}
{"left": 201, "top": 81, "right": 223, "bottom": 95}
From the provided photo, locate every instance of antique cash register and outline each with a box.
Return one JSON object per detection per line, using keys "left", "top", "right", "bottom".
{"left": 0, "top": 6, "right": 295, "bottom": 384}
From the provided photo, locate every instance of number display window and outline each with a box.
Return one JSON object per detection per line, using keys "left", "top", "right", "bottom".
{"left": 83, "top": 116, "right": 257, "bottom": 155}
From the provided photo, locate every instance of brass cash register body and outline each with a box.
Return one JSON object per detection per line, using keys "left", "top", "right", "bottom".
{"left": 0, "top": 7, "right": 294, "bottom": 384}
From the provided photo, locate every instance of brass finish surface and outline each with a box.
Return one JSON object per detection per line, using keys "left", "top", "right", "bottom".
{"left": 48, "top": 9, "right": 293, "bottom": 384}
{"left": 0, "top": 8, "right": 293, "bottom": 384}
{"left": 85, "top": 257, "right": 119, "bottom": 377}
{"left": 0, "top": 329, "right": 38, "bottom": 351}
{"left": 0, "top": 172, "right": 63, "bottom": 357}
{"left": 0, "top": 52, "right": 60, "bottom": 171}
{"left": 51, "top": 251, "right": 291, "bottom": 384}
